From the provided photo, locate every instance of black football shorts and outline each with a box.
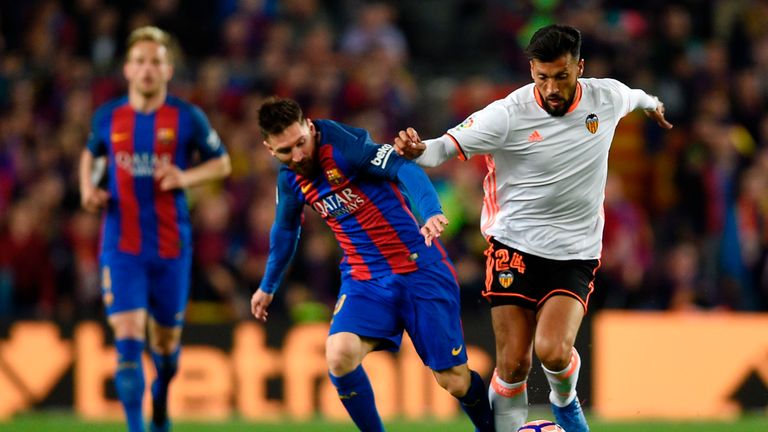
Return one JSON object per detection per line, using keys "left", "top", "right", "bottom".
{"left": 482, "top": 237, "right": 600, "bottom": 312}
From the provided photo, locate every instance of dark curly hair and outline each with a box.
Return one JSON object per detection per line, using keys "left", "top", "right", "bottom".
{"left": 258, "top": 97, "right": 305, "bottom": 138}
{"left": 524, "top": 24, "right": 582, "bottom": 62}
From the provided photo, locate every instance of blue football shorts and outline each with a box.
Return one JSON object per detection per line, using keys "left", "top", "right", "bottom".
{"left": 329, "top": 258, "right": 468, "bottom": 371}
{"left": 100, "top": 249, "right": 192, "bottom": 327}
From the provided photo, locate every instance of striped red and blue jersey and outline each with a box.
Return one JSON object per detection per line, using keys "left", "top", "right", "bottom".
{"left": 86, "top": 95, "right": 226, "bottom": 259}
{"left": 271, "top": 119, "right": 448, "bottom": 282}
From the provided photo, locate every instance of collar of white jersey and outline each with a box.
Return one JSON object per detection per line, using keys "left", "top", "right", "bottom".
{"left": 533, "top": 81, "right": 583, "bottom": 115}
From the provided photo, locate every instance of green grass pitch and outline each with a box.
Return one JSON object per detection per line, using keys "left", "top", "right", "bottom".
{"left": 4, "top": 412, "right": 768, "bottom": 432}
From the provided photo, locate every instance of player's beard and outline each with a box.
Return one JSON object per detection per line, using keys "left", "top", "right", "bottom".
{"left": 292, "top": 158, "right": 316, "bottom": 177}
{"left": 544, "top": 95, "right": 572, "bottom": 117}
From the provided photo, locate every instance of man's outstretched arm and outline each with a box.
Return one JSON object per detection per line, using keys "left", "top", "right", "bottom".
{"left": 393, "top": 128, "right": 458, "bottom": 167}
{"left": 395, "top": 161, "right": 449, "bottom": 246}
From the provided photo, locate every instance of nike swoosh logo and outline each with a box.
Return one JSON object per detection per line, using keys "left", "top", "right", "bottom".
{"left": 333, "top": 294, "right": 347, "bottom": 315}
{"left": 111, "top": 132, "right": 129, "bottom": 142}
{"left": 300, "top": 183, "right": 312, "bottom": 194}
{"left": 452, "top": 345, "right": 463, "bottom": 356}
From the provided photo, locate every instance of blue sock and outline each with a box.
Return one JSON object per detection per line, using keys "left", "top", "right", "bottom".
{"left": 150, "top": 348, "right": 179, "bottom": 428}
{"left": 457, "top": 370, "right": 495, "bottom": 432}
{"left": 115, "top": 339, "right": 146, "bottom": 432}
{"left": 328, "top": 365, "right": 384, "bottom": 432}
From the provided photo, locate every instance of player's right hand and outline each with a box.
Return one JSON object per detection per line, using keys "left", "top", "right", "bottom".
{"left": 645, "top": 99, "right": 673, "bottom": 130}
{"left": 421, "top": 213, "right": 449, "bottom": 247}
{"left": 81, "top": 187, "right": 110, "bottom": 213}
{"left": 394, "top": 127, "right": 426, "bottom": 160}
{"left": 251, "top": 289, "right": 274, "bottom": 322}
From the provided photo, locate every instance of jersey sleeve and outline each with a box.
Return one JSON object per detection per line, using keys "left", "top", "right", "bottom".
{"left": 395, "top": 161, "right": 443, "bottom": 220}
{"left": 189, "top": 105, "right": 226, "bottom": 160}
{"left": 340, "top": 125, "right": 443, "bottom": 221}
{"left": 274, "top": 170, "right": 304, "bottom": 229}
{"left": 86, "top": 107, "right": 108, "bottom": 156}
{"left": 444, "top": 101, "right": 511, "bottom": 159}
{"left": 259, "top": 171, "right": 304, "bottom": 294}
{"left": 331, "top": 122, "right": 442, "bottom": 221}
{"left": 331, "top": 121, "right": 407, "bottom": 180}
{"left": 600, "top": 78, "right": 659, "bottom": 118}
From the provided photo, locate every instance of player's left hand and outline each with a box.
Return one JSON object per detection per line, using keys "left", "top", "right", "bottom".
{"left": 645, "top": 99, "right": 673, "bottom": 130}
{"left": 421, "top": 214, "right": 449, "bottom": 247}
{"left": 251, "top": 289, "right": 274, "bottom": 322}
{"left": 155, "top": 163, "right": 188, "bottom": 190}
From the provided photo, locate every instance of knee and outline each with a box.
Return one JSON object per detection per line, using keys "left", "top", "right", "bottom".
{"left": 326, "top": 336, "right": 363, "bottom": 376}
{"left": 112, "top": 321, "right": 145, "bottom": 340}
{"left": 110, "top": 312, "right": 146, "bottom": 340}
{"left": 535, "top": 337, "right": 572, "bottom": 371}
{"left": 151, "top": 350, "right": 179, "bottom": 382}
{"left": 434, "top": 366, "right": 471, "bottom": 398}
{"left": 495, "top": 353, "right": 532, "bottom": 383}
{"left": 149, "top": 326, "right": 182, "bottom": 354}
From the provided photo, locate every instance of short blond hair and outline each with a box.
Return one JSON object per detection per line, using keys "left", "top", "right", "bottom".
{"left": 126, "top": 26, "right": 174, "bottom": 63}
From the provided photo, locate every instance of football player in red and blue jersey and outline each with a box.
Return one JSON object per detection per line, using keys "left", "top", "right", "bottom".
{"left": 79, "top": 26, "right": 231, "bottom": 432}
{"left": 251, "top": 97, "right": 494, "bottom": 432}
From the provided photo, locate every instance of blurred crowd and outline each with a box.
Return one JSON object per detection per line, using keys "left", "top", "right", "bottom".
{"left": 1, "top": 0, "right": 767, "bottom": 325}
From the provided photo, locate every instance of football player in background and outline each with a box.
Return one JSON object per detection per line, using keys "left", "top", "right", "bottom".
{"left": 79, "top": 26, "right": 231, "bottom": 432}
{"left": 394, "top": 24, "right": 672, "bottom": 432}
{"left": 251, "top": 96, "right": 494, "bottom": 432}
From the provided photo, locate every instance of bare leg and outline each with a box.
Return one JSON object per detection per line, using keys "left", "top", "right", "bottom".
{"left": 536, "top": 296, "right": 589, "bottom": 432}
{"left": 490, "top": 305, "right": 536, "bottom": 432}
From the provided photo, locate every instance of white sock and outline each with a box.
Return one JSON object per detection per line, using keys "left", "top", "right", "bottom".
{"left": 542, "top": 347, "right": 581, "bottom": 407}
{"left": 488, "top": 369, "right": 528, "bottom": 432}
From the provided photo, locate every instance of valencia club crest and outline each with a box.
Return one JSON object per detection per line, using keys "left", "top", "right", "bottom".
{"left": 585, "top": 113, "right": 599, "bottom": 134}
{"left": 498, "top": 271, "right": 514, "bottom": 288}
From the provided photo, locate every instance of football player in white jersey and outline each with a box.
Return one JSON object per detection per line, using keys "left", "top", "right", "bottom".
{"left": 393, "top": 24, "right": 672, "bottom": 432}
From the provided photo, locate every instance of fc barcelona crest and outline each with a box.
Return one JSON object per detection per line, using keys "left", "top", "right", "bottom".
{"left": 325, "top": 168, "right": 345, "bottom": 185}
{"left": 498, "top": 271, "right": 514, "bottom": 288}
{"left": 157, "top": 128, "right": 176, "bottom": 144}
{"left": 585, "top": 113, "right": 599, "bottom": 134}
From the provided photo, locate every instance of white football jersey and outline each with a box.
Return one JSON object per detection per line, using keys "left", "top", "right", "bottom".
{"left": 444, "top": 78, "right": 658, "bottom": 260}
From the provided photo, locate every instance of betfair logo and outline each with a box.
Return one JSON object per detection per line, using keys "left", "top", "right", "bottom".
{"left": 451, "top": 345, "right": 463, "bottom": 356}
{"left": 0, "top": 322, "right": 72, "bottom": 418}
{"left": 0, "top": 321, "right": 494, "bottom": 420}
